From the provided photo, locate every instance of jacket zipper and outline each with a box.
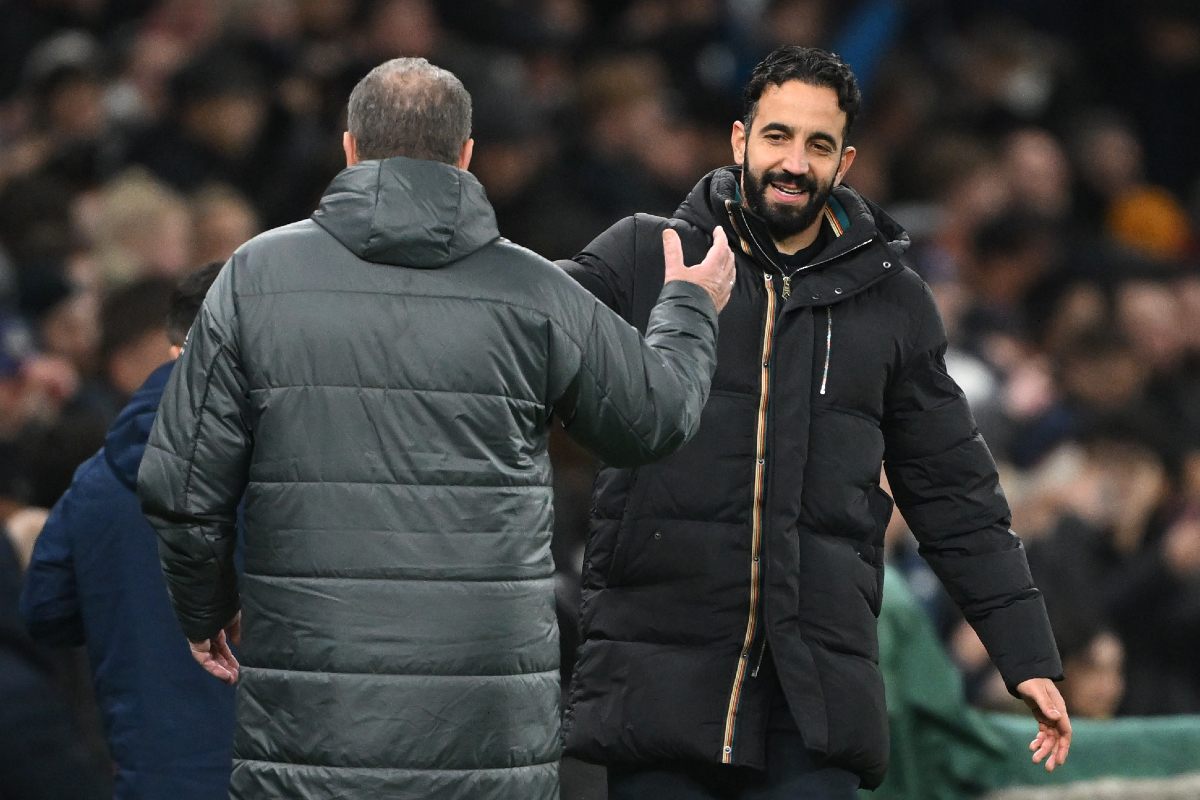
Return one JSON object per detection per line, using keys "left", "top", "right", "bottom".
{"left": 820, "top": 307, "right": 832, "bottom": 395}
{"left": 720, "top": 269, "right": 776, "bottom": 763}
{"left": 717, "top": 204, "right": 856, "bottom": 761}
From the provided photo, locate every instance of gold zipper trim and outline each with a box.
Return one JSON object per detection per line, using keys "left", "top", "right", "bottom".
{"left": 720, "top": 271, "right": 776, "bottom": 762}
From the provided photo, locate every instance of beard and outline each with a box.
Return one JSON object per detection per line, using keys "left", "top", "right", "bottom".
{"left": 742, "top": 163, "right": 836, "bottom": 242}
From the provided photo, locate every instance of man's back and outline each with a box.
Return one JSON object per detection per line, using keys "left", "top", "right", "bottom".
{"left": 140, "top": 155, "right": 724, "bottom": 800}
{"left": 21, "top": 362, "right": 236, "bottom": 800}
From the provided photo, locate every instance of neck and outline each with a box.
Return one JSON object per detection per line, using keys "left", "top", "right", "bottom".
{"left": 772, "top": 217, "right": 824, "bottom": 255}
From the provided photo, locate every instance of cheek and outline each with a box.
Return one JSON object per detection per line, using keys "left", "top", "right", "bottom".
{"left": 821, "top": 162, "right": 843, "bottom": 187}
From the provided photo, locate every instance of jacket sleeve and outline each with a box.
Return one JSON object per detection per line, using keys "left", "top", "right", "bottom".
{"left": 556, "top": 215, "right": 638, "bottom": 320}
{"left": 882, "top": 283, "right": 1062, "bottom": 691}
{"left": 549, "top": 278, "right": 719, "bottom": 468}
{"left": 137, "top": 262, "right": 251, "bottom": 643}
{"left": 19, "top": 483, "right": 87, "bottom": 647}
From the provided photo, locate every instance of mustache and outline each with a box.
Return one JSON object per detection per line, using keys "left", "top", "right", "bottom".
{"left": 762, "top": 170, "right": 820, "bottom": 194}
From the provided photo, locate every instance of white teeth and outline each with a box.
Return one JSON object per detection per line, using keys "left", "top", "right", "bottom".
{"left": 774, "top": 185, "right": 803, "bottom": 195}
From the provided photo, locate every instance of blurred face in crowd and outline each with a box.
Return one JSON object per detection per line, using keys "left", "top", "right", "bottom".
{"left": 182, "top": 92, "right": 267, "bottom": 158}
{"left": 46, "top": 74, "right": 107, "bottom": 139}
{"left": 1061, "top": 347, "right": 1146, "bottom": 412}
{"left": 1060, "top": 632, "right": 1125, "bottom": 719}
{"left": 732, "top": 80, "right": 855, "bottom": 252}
{"left": 1117, "top": 281, "right": 1185, "bottom": 372}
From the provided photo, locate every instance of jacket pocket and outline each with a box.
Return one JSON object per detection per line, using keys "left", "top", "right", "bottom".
{"left": 867, "top": 484, "right": 894, "bottom": 546}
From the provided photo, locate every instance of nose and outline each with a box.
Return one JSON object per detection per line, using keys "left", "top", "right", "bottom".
{"left": 779, "top": 143, "right": 810, "bottom": 176}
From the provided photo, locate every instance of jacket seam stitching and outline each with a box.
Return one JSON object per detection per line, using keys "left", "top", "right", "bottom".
{"left": 233, "top": 758, "right": 560, "bottom": 772}
{"left": 245, "top": 385, "right": 542, "bottom": 403}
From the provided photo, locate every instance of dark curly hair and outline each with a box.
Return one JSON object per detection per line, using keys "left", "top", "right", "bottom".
{"left": 743, "top": 46, "right": 861, "bottom": 142}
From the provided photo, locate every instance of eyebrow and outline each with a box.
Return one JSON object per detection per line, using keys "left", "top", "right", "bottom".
{"left": 757, "top": 121, "right": 840, "bottom": 149}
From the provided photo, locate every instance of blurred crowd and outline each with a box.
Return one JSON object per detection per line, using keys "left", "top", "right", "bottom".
{"left": 2, "top": 0, "right": 1199, "bottom": 772}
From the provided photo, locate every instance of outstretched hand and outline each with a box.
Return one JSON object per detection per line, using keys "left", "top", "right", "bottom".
{"left": 663, "top": 226, "right": 736, "bottom": 313}
{"left": 1017, "top": 678, "right": 1072, "bottom": 771}
{"left": 189, "top": 611, "right": 241, "bottom": 685}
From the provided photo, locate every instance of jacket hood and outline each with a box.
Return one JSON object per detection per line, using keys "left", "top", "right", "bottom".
{"left": 674, "top": 166, "right": 910, "bottom": 260}
{"left": 105, "top": 360, "right": 173, "bottom": 490}
{"left": 311, "top": 157, "right": 500, "bottom": 269}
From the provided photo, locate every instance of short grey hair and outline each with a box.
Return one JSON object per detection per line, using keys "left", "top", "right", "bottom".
{"left": 347, "top": 58, "right": 472, "bottom": 164}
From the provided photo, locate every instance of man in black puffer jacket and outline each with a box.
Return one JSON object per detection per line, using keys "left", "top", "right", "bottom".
{"left": 137, "top": 58, "right": 734, "bottom": 800}
{"left": 560, "top": 46, "right": 1071, "bottom": 798}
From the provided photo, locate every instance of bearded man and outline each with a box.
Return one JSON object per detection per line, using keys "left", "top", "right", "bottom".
{"left": 559, "top": 46, "right": 1071, "bottom": 800}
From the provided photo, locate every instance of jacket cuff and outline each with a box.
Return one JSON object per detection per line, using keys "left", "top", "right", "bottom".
{"left": 659, "top": 279, "right": 719, "bottom": 325}
{"left": 971, "top": 593, "right": 1064, "bottom": 694}
{"left": 177, "top": 600, "right": 240, "bottom": 643}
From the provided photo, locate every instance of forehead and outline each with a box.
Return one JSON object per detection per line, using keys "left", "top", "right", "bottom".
{"left": 750, "top": 80, "right": 846, "bottom": 138}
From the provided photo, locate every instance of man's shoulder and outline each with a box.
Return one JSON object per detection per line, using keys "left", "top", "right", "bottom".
{"left": 38, "top": 450, "right": 126, "bottom": 541}
{"left": 867, "top": 260, "right": 935, "bottom": 312}
{"left": 235, "top": 219, "right": 326, "bottom": 257}
{"left": 577, "top": 213, "right": 709, "bottom": 272}
{"left": 600, "top": 213, "right": 707, "bottom": 246}
{"left": 481, "top": 237, "right": 600, "bottom": 314}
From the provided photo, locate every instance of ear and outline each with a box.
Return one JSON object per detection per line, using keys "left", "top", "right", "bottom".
{"left": 731, "top": 121, "right": 746, "bottom": 165}
{"left": 169, "top": 345, "right": 183, "bottom": 359}
{"left": 457, "top": 138, "right": 474, "bottom": 171}
{"left": 834, "top": 145, "right": 856, "bottom": 186}
{"left": 343, "top": 132, "right": 359, "bottom": 167}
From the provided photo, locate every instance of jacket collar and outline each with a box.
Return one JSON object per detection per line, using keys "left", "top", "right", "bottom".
{"left": 105, "top": 359, "right": 174, "bottom": 491}
{"left": 675, "top": 167, "right": 911, "bottom": 306}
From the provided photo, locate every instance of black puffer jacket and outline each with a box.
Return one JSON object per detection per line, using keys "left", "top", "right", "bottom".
{"left": 560, "top": 168, "right": 1061, "bottom": 789}
{"left": 137, "top": 156, "right": 720, "bottom": 800}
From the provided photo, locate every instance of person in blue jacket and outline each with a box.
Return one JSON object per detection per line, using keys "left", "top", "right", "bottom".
{"left": 21, "top": 261, "right": 233, "bottom": 800}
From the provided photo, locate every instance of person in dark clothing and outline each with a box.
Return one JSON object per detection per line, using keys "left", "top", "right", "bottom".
{"left": 65, "top": 276, "right": 177, "bottom": 427}
{"left": 559, "top": 46, "right": 1071, "bottom": 799}
{"left": 20, "top": 262, "right": 233, "bottom": 800}
{"left": 136, "top": 58, "right": 733, "bottom": 800}
{"left": 1, "top": 529, "right": 107, "bottom": 800}
{"left": 127, "top": 49, "right": 270, "bottom": 204}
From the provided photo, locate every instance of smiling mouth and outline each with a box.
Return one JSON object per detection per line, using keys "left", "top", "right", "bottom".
{"left": 770, "top": 183, "right": 808, "bottom": 200}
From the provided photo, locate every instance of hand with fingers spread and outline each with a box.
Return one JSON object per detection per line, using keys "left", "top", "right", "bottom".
{"left": 189, "top": 611, "right": 242, "bottom": 685}
{"left": 663, "top": 226, "right": 736, "bottom": 313}
{"left": 1017, "top": 677, "right": 1072, "bottom": 771}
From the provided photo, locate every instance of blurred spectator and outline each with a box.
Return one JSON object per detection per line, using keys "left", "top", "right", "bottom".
{"left": 0, "top": 530, "right": 107, "bottom": 800}
{"left": 470, "top": 62, "right": 604, "bottom": 259}
{"left": 961, "top": 210, "right": 1059, "bottom": 358}
{"left": 68, "top": 276, "right": 174, "bottom": 425}
{"left": 1108, "top": 493, "right": 1200, "bottom": 715}
{"left": 189, "top": 183, "right": 259, "bottom": 266}
{"left": 1057, "top": 628, "right": 1126, "bottom": 720}
{"left": 1, "top": 314, "right": 80, "bottom": 506}
{"left": 1002, "top": 127, "right": 1073, "bottom": 221}
{"left": 0, "top": 174, "right": 76, "bottom": 316}
{"left": 1071, "top": 111, "right": 1194, "bottom": 261}
{"left": 129, "top": 47, "right": 271, "bottom": 207}
{"left": 572, "top": 53, "right": 710, "bottom": 219}
{"left": 91, "top": 169, "right": 192, "bottom": 285}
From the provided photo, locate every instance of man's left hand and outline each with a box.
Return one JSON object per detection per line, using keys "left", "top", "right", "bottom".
{"left": 1017, "top": 678, "right": 1072, "bottom": 771}
{"left": 189, "top": 612, "right": 241, "bottom": 685}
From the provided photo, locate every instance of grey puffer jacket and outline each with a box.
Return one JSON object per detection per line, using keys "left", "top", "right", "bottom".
{"left": 137, "top": 156, "right": 719, "bottom": 800}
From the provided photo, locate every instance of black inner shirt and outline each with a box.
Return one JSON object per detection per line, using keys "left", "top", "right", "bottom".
{"left": 777, "top": 218, "right": 834, "bottom": 273}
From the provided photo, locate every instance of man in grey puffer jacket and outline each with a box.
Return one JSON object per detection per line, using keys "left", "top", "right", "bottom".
{"left": 137, "top": 58, "right": 733, "bottom": 800}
